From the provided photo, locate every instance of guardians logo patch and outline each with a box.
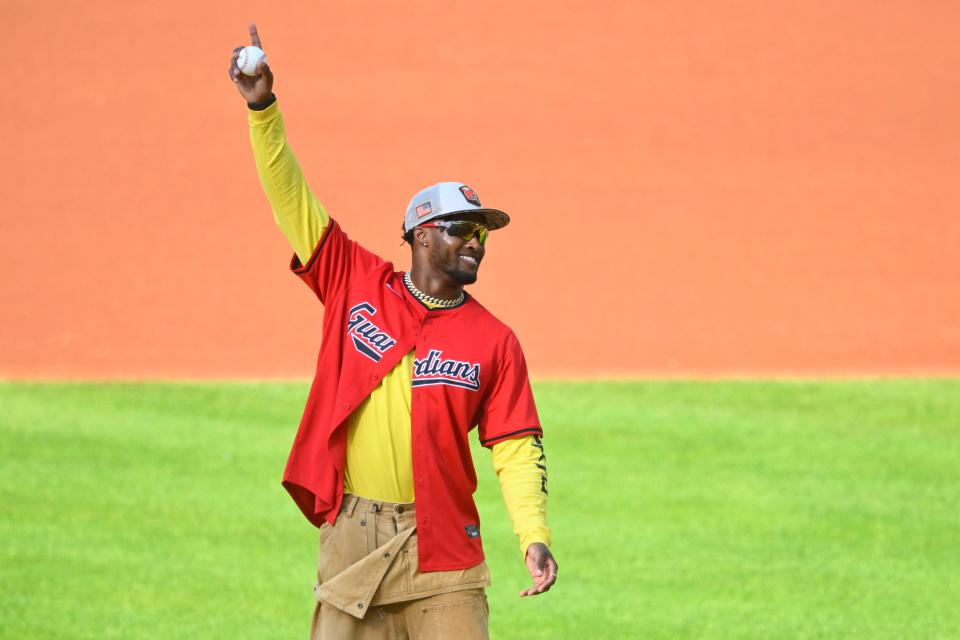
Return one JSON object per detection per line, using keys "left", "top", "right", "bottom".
{"left": 412, "top": 349, "right": 481, "bottom": 391}
{"left": 459, "top": 185, "right": 481, "bottom": 207}
{"left": 346, "top": 302, "right": 397, "bottom": 362}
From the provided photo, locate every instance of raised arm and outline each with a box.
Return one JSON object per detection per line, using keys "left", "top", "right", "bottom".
{"left": 229, "top": 23, "right": 328, "bottom": 264}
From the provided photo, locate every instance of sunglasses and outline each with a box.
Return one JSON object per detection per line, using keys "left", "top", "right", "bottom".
{"left": 419, "top": 220, "right": 489, "bottom": 245}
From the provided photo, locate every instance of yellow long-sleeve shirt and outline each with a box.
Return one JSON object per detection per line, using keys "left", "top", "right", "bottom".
{"left": 249, "top": 100, "right": 550, "bottom": 555}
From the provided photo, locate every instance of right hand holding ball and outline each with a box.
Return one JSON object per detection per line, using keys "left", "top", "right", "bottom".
{"left": 229, "top": 23, "right": 274, "bottom": 105}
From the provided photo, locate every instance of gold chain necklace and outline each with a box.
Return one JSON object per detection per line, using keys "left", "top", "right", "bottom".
{"left": 403, "top": 272, "right": 465, "bottom": 308}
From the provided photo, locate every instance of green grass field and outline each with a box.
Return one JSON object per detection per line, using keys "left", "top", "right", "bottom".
{"left": 1, "top": 380, "right": 958, "bottom": 639}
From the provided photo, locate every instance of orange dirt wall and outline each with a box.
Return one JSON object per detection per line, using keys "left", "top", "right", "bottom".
{"left": 3, "top": 2, "right": 959, "bottom": 379}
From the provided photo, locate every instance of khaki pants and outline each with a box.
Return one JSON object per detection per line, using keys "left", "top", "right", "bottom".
{"left": 310, "top": 495, "right": 490, "bottom": 639}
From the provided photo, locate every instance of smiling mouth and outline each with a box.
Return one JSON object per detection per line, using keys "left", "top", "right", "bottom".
{"left": 458, "top": 254, "right": 480, "bottom": 267}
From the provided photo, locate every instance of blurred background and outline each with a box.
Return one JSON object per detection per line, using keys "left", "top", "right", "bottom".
{"left": 3, "top": 0, "right": 958, "bottom": 379}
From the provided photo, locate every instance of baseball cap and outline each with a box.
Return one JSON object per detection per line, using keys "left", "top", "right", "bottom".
{"left": 403, "top": 182, "right": 510, "bottom": 233}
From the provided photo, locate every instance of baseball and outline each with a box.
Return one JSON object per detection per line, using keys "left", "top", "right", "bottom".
{"left": 237, "top": 46, "right": 267, "bottom": 76}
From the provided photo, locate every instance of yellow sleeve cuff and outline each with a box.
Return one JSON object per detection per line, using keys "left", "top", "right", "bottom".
{"left": 247, "top": 99, "right": 280, "bottom": 124}
{"left": 520, "top": 528, "right": 553, "bottom": 558}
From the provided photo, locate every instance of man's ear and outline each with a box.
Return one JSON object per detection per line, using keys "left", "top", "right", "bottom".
{"left": 414, "top": 227, "right": 429, "bottom": 247}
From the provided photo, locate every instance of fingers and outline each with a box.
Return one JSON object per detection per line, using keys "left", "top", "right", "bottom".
{"left": 546, "top": 555, "right": 558, "bottom": 577}
{"left": 540, "top": 555, "right": 559, "bottom": 591}
{"left": 519, "top": 545, "right": 558, "bottom": 597}
{"left": 519, "top": 570, "right": 556, "bottom": 597}
{"left": 229, "top": 47, "right": 242, "bottom": 82}
{"left": 519, "top": 573, "right": 555, "bottom": 597}
{"left": 259, "top": 60, "right": 273, "bottom": 83}
{"left": 249, "top": 22, "right": 262, "bottom": 48}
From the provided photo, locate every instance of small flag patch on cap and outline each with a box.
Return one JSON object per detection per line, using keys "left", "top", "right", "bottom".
{"left": 416, "top": 202, "right": 433, "bottom": 218}
{"left": 464, "top": 524, "right": 480, "bottom": 538}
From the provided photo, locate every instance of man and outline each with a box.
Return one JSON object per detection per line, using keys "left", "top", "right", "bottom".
{"left": 229, "top": 24, "right": 557, "bottom": 639}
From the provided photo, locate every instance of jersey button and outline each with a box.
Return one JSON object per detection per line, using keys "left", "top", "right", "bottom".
{"left": 343, "top": 402, "right": 351, "bottom": 410}
{"left": 370, "top": 373, "right": 379, "bottom": 381}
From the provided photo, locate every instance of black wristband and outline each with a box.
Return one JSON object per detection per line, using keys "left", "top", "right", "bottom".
{"left": 247, "top": 93, "right": 277, "bottom": 111}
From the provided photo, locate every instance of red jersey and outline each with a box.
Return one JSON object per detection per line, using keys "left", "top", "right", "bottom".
{"left": 282, "top": 219, "right": 542, "bottom": 571}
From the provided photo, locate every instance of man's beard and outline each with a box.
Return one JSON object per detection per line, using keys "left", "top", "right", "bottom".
{"left": 429, "top": 250, "right": 480, "bottom": 286}
{"left": 447, "top": 266, "right": 478, "bottom": 285}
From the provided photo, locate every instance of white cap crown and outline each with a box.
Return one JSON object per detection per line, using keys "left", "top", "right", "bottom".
{"left": 403, "top": 182, "right": 510, "bottom": 233}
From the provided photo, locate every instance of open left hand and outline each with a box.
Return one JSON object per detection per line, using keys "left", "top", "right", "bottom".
{"left": 520, "top": 542, "right": 558, "bottom": 597}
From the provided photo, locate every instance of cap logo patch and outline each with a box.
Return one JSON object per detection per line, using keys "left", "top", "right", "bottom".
{"left": 459, "top": 186, "right": 481, "bottom": 207}
{"left": 415, "top": 202, "right": 433, "bottom": 218}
